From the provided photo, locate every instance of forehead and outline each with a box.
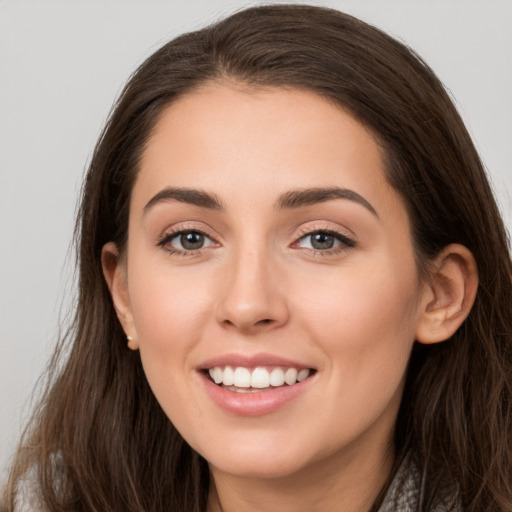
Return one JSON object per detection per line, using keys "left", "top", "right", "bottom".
{"left": 134, "top": 83, "right": 404, "bottom": 221}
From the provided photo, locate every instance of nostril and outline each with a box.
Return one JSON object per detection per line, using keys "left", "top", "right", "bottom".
{"left": 221, "top": 317, "right": 275, "bottom": 331}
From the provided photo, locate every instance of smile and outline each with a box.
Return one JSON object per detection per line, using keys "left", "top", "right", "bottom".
{"left": 208, "top": 366, "right": 312, "bottom": 391}
{"left": 199, "top": 354, "right": 317, "bottom": 415}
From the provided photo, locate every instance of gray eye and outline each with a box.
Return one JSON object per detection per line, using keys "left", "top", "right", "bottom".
{"left": 296, "top": 230, "right": 354, "bottom": 252}
{"left": 180, "top": 232, "right": 204, "bottom": 250}
{"left": 309, "top": 233, "right": 335, "bottom": 250}
{"left": 299, "top": 232, "right": 339, "bottom": 250}
{"left": 171, "top": 231, "right": 212, "bottom": 251}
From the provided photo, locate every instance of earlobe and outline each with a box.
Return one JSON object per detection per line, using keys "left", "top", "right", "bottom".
{"left": 416, "top": 244, "right": 478, "bottom": 345}
{"left": 101, "top": 242, "right": 139, "bottom": 350}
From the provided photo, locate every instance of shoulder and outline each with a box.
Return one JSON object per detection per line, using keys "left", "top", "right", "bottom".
{"left": 378, "top": 452, "right": 460, "bottom": 512}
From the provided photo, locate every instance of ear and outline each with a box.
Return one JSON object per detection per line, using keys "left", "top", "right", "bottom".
{"left": 101, "top": 242, "right": 139, "bottom": 350}
{"left": 416, "top": 244, "right": 478, "bottom": 344}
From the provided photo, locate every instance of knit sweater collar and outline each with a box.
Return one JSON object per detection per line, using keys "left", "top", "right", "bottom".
{"left": 377, "top": 452, "right": 460, "bottom": 512}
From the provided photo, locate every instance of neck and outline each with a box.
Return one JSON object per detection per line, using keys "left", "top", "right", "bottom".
{"left": 207, "top": 434, "right": 395, "bottom": 512}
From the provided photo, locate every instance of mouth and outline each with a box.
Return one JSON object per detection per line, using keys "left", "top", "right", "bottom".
{"left": 205, "top": 365, "right": 316, "bottom": 393}
{"left": 199, "top": 356, "right": 317, "bottom": 415}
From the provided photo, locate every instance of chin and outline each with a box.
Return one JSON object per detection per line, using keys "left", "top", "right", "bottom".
{"left": 208, "top": 453, "right": 311, "bottom": 480}
{"left": 194, "top": 431, "right": 327, "bottom": 480}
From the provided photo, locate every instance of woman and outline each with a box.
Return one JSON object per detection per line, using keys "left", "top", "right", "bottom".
{"left": 3, "top": 4, "right": 511, "bottom": 511}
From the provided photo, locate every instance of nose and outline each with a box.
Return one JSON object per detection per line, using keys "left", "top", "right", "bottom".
{"left": 215, "top": 247, "right": 289, "bottom": 334}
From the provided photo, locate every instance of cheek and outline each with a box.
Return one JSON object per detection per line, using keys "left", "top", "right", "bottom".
{"left": 296, "top": 259, "right": 421, "bottom": 395}
{"left": 127, "top": 256, "right": 216, "bottom": 363}
{"left": 302, "top": 264, "right": 418, "bottom": 333}
{"left": 126, "top": 260, "right": 217, "bottom": 428}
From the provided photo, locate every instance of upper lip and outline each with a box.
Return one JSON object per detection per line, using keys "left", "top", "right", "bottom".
{"left": 198, "top": 353, "right": 315, "bottom": 370}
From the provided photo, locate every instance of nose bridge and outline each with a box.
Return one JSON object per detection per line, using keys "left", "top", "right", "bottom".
{"left": 216, "top": 234, "right": 288, "bottom": 333}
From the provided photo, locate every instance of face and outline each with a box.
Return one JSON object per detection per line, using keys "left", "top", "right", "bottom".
{"left": 110, "top": 84, "right": 430, "bottom": 481}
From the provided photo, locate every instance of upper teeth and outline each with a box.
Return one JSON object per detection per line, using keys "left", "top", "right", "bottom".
{"left": 208, "top": 366, "right": 310, "bottom": 388}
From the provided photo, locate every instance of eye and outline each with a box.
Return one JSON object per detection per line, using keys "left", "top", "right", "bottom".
{"left": 159, "top": 230, "right": 215, "bottom": 252}
{"left": 296, "top": 230, "right": 355, "bottom": 251}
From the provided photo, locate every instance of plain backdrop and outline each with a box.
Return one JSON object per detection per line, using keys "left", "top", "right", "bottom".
{"left": 1, "top": 0, "right": 511, "bottom": 484}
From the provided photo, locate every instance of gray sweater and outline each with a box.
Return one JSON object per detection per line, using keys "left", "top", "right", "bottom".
{"left": 378, "top": 452, "right": 460, "bottom": 512}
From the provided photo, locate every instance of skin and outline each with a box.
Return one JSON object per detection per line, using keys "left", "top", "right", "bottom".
{"left": 103, "top": 83, "right": 478, "bottom": 512}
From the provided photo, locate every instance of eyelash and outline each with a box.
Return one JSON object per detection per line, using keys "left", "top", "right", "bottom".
{"left": 156, "top": 227, "right": 355, "bottom": 257}
{"left": 156, "top": 225, "right": 217, "bottom": 257}
{"left": 294, "top": 227, "right": 355, "bottom": 256}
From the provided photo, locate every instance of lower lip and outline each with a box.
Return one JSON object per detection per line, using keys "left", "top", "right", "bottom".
{"left": 200, "top": 372, "right": 314, "bottom": 416}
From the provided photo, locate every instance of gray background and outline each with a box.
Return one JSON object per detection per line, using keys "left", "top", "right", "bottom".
{"left": 1, "top": 0, "right": 511, "bottom": 484}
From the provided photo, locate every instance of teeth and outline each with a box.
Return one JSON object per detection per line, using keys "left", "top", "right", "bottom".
{"left": 297, "top": 368, "right": 310, "bottom": 382}
{"left": 223, "top": 366, "right": 234, "bottom": 386}
{"left": 284, "top": 368, "right": 298, "bottom": 385}
{"left": 270, "top": 367, "right": 285, "bottom": 386}
{"left": 251, "top": 367, "right": 270, "bottom": 388}
{"left": 208, "top": 366, "right": 311, "bottom": 389}
{"left": 233, "top": 367, "right": 251, "bottom": 388}
{"left": 209, "top": 367, "right": 223, "bottom": 384}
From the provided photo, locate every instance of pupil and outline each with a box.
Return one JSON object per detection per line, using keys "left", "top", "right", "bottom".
{"left": 181, "top": 232, "right": 204, "bottom": 250}
{"left": 311, "top": 233, "right": 334, "bottom": 250}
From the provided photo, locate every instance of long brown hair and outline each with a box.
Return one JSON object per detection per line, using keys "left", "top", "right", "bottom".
{"left": 4, "top": 5, "right": 511, "bottom": 511}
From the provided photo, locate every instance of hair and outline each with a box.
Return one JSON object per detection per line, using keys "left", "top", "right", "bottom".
{"left": 3, "top": 4, "right": 511, "bottom": 511}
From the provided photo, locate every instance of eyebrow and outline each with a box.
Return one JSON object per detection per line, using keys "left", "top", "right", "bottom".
{"left": 144, "top": 187, "right": 224, "bottom": 213}
{"left": 276, "top": 187, "right": 378, "bottom": 217}
{"left": 143, "top": 186, "right": 378, "bottom": 217}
